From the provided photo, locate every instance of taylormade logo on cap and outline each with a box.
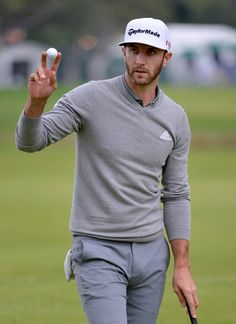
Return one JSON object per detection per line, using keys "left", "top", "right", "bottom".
{"left": 128, "top": 29, "right": 160, "bottom": 38}
{"left": 119, "top": 17, "right": 171, "bottom": 51}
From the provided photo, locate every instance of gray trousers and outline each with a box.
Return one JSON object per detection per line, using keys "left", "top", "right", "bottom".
{"left": 71, "top": 235, "right": 170, "bottom": 324}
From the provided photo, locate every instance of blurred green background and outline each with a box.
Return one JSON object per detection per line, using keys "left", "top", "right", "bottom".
{"left": 0, "top": 85, "right": 236, "bottom": 323}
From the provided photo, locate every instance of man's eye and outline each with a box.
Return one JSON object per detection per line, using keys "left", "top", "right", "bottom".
{"left": 130, "top": 48, "right": 138, "bottom": 54}
{"left": 148, "top": 50, "right": 157, "bottom": 55}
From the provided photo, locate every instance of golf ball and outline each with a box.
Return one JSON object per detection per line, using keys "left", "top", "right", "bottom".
{"left": 46, "top": 47, "right": 58, "bottom": 60}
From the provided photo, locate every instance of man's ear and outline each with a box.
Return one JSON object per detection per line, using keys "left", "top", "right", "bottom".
{"left": 121, "top": 46, "right": 126, "bottom": 57}
{"left": 163, "top": 52, "right": 172, "bottom": 67}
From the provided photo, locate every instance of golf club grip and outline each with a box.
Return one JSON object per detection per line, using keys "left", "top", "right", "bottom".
{"left": 186, "top": 303, "right": 198, "bottom": 324}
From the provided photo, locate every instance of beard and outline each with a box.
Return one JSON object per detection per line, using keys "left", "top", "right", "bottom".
{"left": 125, "top": 57, "right": 165, "bottom": 86}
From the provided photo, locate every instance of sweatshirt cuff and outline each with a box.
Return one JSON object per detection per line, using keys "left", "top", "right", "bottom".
{"left": 163, "top": 199, "right": 191, "bottom": 241}
{"left": 15, "top": 112, "right": 43, "bottom": 151}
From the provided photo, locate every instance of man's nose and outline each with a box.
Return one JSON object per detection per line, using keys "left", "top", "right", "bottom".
{"left": 136, "top": 53, "right": 146, "bottom": 64}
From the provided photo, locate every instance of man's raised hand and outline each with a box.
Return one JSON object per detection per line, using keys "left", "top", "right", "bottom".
{"left": 25, "top": 51, "right": 62, "bottom": 117}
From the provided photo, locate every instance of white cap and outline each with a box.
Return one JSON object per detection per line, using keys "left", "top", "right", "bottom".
{"left": 119, "top": 17, "right": 171, "bottom": 51}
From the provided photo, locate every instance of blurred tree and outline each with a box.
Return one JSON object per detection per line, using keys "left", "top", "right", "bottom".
{"left": 0, "top": 0, "right": 235, "bottom": 81}
{"left": 1, "top": 0, "right": 235, "bottom": 46}
{"left": 190, "top": 0, "right": 236, "bottom": 26}
{"left": 0, "top": 0, "right": 63, "bottom": 32}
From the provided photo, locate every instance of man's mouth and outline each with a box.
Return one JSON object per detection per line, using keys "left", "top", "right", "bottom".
{"left": 134, "top": 69, "right": 148, "bottom": 74}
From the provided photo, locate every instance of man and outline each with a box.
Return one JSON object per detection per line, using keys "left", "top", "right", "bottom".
{"left": 16, "top": 17, "right": 199, "bottom": 323}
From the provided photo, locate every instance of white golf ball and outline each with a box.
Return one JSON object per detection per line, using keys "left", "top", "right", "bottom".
{"left": 46, "top": 47, "right": 58, "bottom": 60}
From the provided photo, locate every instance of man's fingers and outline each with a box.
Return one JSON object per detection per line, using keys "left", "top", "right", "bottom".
{"left": 38, "top": 65, "right": 46, "bottom": 79}
{"left": 29, "top": 73, "right": 39, "bottom": 82}
{"left": 36, "top": 50, "right": 61, "bottom": 80}
{"left": 41, "top": 52, "right": 47, "bottom": 70}
{"left": 174, "top": 286, "right": 198, "bottom": 318}
{"left": 193, "top": 293, "right": 199, "bottom": 308}
{"left": 50, "top": 52, "right": 62, "bottom": 72}
{"left": 185, "top": 297, "right": 197, "bottom": 318}
{"left": 50, "top": 71, "right": 57, "bottom": 89}
{"left": 35, "top": 52, "right": 47, "bottom": 79}
{"left": 174, "top": 287, "right": 186, "bottom": 306}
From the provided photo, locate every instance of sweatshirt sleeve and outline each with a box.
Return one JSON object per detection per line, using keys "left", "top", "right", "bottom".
{"left": 15, "top": 94, "right": 81, "bottom": 152}
{"left": 161, "top": 111, "right": 191, "bottom": 241}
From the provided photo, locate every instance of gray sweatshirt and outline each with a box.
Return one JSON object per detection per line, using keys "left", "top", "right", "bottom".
{"left": 16, "top": 75, "right": 191, "bottom": 242}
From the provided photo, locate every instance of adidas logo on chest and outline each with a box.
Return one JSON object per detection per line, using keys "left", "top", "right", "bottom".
{"left": 160, "top": 130, "right": 172, "bottom": 141}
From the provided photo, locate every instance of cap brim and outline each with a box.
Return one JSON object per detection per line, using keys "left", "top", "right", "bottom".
{"left": 118, "top": 40, "right": 167, "bottom": 50}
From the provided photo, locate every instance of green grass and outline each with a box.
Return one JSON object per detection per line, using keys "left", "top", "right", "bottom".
{"left": 0, "top": 86, "right": 236, "bottom": 323}
{"left": 159, "top": 149, "right": 236, "bottom": 324}
{"left": 166, "top": 86, "right": 236, "bottom": 134}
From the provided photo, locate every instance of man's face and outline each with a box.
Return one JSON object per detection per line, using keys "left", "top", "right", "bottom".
{"left": 122, "top": 43, "right": 172, "bottom": 86}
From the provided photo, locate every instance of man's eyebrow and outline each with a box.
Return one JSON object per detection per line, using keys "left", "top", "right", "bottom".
{"left": 127, "top": 44, "right": 138, "bottom": 48}
{"left": 148, "top": 47, "right": 159, "bottom": 51}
